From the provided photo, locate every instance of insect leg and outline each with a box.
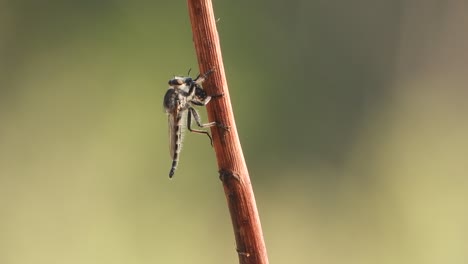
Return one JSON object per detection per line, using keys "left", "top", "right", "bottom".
{"left": 189, "top": 107, "right": 218, "bottom": 128}
{"left": 194, "top": 69, "right": 214, "bottom": 83}
{"left": 187, "top": 107, "right": 216, "bottom": 146}
{"left": 210, "top": 93, "right": 224, "bottom": 99}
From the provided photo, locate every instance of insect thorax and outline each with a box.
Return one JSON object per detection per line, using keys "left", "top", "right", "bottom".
{"left": 164, "top": 75, "right": 211, "bottom": 112}
{"left": 163, "top": 79, "right": 192, "bottom": 111}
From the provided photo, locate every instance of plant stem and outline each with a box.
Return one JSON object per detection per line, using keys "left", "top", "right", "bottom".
{"left": 187, "top": 1, "right": 269, "bottom": 264}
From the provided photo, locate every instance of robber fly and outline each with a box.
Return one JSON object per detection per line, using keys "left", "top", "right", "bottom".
{"left": 163, "top": 70, "right": 221, "bottom": 178}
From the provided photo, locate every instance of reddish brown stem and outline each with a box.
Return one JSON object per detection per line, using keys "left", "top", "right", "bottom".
{"left": 187, "top": 1, "right": 269, "bottom": 264}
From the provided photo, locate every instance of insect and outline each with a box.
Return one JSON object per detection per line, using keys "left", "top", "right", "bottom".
{"left": 163, "top": 70, "right": 222, "bottom": 178}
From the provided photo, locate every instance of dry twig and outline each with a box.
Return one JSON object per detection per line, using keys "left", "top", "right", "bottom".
{"left": 187, "top": 0, "right": 269, "bottom": 263}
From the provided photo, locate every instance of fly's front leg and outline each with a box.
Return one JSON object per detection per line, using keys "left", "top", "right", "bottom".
{"left": 194, "top": 69, "right": 214, "bottom": 83}
{"left": 210, "top": 92, "right": 224, "bottom": 99}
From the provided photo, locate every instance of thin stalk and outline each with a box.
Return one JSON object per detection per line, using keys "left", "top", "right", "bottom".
{"left": 187, "top": 1, "right": 269, "bottom": 264}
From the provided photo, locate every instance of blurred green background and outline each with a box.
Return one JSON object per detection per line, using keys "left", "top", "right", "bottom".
{"left": 1, "top": 1, "right": 467, "bottom": 263}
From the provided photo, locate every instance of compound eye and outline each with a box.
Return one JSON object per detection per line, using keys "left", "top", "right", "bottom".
{"left": 168, "top": 79, "right": 184, "bottom": 86}
{"left": 184, "top": 78, "right": 193, "bottom": 84}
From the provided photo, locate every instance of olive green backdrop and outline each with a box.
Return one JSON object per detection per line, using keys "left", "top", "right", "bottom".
{"left": 1, "top": 1, "right": 467, "bottom": 264}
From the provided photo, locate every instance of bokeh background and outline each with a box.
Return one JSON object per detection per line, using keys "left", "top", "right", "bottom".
{"left": 1, "top": 1, "right": 467, "bottom": 263}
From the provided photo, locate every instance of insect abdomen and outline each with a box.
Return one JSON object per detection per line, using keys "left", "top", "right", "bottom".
{"left": 169, "top": 111, "right": 184, "bottom": 178}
